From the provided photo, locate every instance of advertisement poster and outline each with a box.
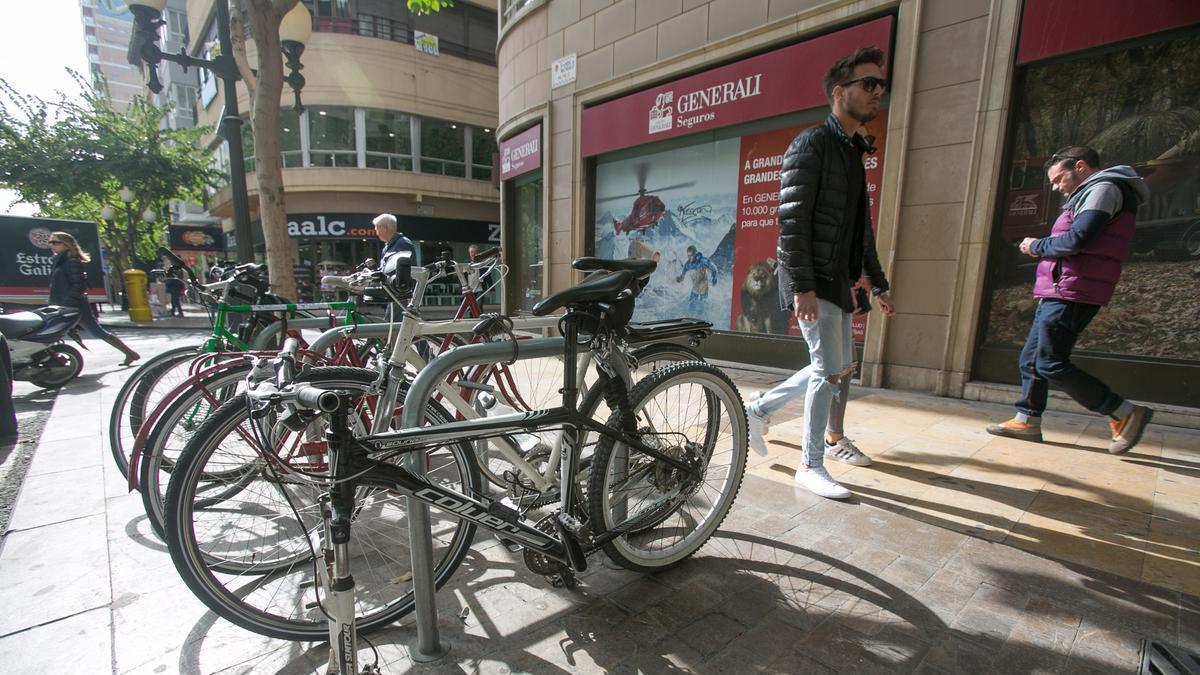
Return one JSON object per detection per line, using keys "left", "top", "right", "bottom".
{"left": 1, "top": 215, "right": 106, "bottom": 303}
{"left": 594, "top": 139, "right": 741, "bottom": 330}
{"left": 593, "top": 111, "right": 888, "bottom": 341}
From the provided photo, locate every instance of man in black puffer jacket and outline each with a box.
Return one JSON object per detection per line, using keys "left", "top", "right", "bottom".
{"left": 745, "top": 47, "right": 896, "bottom": 499}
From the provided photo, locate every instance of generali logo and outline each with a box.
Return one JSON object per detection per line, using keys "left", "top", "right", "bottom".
{"left": 649, "top": 92, "right": 674, "bottom": 134}
{"left": 502, "top": 136, "right": 539, "bottom": 175}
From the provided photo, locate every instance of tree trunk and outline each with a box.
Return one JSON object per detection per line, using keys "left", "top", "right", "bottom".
{"left": 245, "top": 0, "right": 298, "bottom": 301}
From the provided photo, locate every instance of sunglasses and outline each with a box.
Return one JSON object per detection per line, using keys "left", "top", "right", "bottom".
{"left": 839, "top": 76, "right": 888, "bottom": 92}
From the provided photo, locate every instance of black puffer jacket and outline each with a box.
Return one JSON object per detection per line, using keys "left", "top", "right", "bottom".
{"left": 48, "top": 251, "right": 87, "bottom": 308}
{"left": 777, "top": 115, "right": 888, "bottom": 308}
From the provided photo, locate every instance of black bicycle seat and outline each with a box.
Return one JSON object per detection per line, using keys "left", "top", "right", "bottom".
{"left": 532, "top": 270, "right": 634, "bottom": 316}
{"left": 572, "top": 257, "right": 656, "bottom": 280}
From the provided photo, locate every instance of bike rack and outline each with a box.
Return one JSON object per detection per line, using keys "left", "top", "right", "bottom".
{"left": 250, "top": 317, "right": 354, "bottom": 350}
{"left": 305, "top": 315, "right": 562, "bottom": 355}
{"left": 398, "top": 336, "right": 565, "bottom": 662}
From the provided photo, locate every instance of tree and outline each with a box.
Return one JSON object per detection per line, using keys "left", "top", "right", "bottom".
{"left": 230, "top": 0, "right": 450, "bottom": 301}
{"left": 0, "top": 74, "right": 219, "bottom": 277}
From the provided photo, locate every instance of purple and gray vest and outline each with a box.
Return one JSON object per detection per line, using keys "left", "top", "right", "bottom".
{"left": 1032, "top": 186, "right": 1135, "bottom": 307}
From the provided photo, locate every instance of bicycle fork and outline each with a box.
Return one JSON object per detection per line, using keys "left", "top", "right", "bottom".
{"left": 320, "top": 403, "right": 363, "bottom": 675}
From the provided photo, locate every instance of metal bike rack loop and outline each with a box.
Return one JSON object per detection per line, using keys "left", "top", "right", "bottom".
{"left": 398, "top": 336, "right": 565, "bottom": 662}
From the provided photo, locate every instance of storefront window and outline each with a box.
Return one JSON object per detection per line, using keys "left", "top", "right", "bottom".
{"left": 365, "top": 109, "right": 413, "bottom": 171}
{"left": 978, "top": 28, "right": 1200, "bottom": 368}
{"left": 471, "top": 126, "right": 496, "bottom": 181}
{"left": 508, "top": 172, "right": 543, "bottom": 311}
{"left": 309, "top": 106, "right": 357, "bottom": 167}
{"left": 420, "top": 117, "right": 466, "bottom": 177}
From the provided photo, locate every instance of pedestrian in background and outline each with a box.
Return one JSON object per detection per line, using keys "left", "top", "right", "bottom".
{"left": 372, "top": 213, "right": 416, "bottom": 261}
{"left": 48, "top": 231, "right": 140, "bottom": 366}
{"left": 745, "top": 47, "right": 895, "bottom": 500}
{"left": 987, "top": 147, "right": 1153, "bottom": 453}
{"left": 164, "top": 273, "right": 185, "bottom": 317}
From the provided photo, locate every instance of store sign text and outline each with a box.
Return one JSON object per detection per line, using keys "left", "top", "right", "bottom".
{"left": 288, "top": 215, "right": 349, "bottom": 237}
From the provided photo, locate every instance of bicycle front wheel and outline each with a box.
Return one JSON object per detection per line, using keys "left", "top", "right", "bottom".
{"left": 107, "top": 345, "right": 201, "bottom": 476}
{"left": 164, "top": 366, "right": 482, "bottom": 640}
{"left": 587, "top": 361, "right": 747, "bottom": 573}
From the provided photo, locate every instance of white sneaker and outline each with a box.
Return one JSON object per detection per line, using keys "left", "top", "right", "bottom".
{"left": 824, "top": 437, "right": 872, "bottom": 466}
{"left": 794, "top": 464, "right": 851, "bottom": 499}
{"left": 745, "top": 402, "right": 770, "bottom": 457}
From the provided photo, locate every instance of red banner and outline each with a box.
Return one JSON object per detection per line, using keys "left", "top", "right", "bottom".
{"left": 581, "top": 17, "right": 893, "bottom": 157}
{"left": 1017, "top": 0, "right": 1200, "bottom": 64}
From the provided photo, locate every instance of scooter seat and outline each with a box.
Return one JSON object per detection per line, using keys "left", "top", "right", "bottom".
{"left": 0, "top": 311, "right": 44, "bottom": 340}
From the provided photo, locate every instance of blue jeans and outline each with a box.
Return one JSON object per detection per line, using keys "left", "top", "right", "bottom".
{"left": 687, "top": 292, "right": 706, "bottom": 317}
{"left": 1016, "top": 298, "right": 1123, "bottom": 418}
{"left": 751, "top": 299, "right": 854, "bottom": 468}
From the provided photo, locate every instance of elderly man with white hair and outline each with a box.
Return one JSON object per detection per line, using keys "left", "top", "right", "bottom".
{"left": 372, "top": 213, "right": 416, "bottom": 261}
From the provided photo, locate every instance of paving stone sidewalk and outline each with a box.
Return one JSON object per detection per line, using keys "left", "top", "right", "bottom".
{"left": 0, "top": 336, "right": 1195, "bottom": 674}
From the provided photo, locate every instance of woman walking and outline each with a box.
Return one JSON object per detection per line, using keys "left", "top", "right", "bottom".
{"left": 47, "top": 231, "right": 140, "bottom": 366}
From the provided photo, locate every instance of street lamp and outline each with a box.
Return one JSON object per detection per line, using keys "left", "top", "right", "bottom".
{"left": 126, "top": 0, "right": 312, "bottom": 263}
{"left": 119, "top": 186, "right": 138, "bottom": 272}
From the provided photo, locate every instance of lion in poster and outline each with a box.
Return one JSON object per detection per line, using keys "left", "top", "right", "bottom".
{"left": 734, "top": 260, "right": 789, "bottom": 335}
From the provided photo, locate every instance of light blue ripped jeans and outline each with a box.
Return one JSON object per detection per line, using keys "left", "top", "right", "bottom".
{"left": 748, "top": 298, "right": 855, "bottom": 469}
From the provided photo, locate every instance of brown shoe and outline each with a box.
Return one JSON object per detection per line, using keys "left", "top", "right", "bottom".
{"left": 1108, "top": 405, "right": 1153, "bottom": 454}
{"left": 985, "top": 418, "right": 1043, "bottom": 442}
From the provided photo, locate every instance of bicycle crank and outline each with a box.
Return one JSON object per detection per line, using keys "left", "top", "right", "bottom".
{"left": 522, "top": 514, "right": 577, "bottom": 588}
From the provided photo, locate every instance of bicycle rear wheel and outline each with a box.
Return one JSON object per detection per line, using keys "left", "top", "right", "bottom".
{"left": 587, "top": 362, "right": 747, "bottom": 572}
{"left": 164, "top": 366, "right": 481, "bottom": 641}
{"left": 138, "top": 363, "right": 251, "bottom": 538}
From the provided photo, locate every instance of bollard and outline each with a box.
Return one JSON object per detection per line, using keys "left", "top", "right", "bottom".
{"left": 123, "top": 269, "right": 153, "bottom": 323}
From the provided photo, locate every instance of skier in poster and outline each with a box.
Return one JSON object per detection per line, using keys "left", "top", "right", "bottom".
{"left": 676, "top": 245, "right": 718, "bottom": 317}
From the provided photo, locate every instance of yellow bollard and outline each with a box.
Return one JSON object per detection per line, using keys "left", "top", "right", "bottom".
{"left": 123, "top": 269, "right": 153, "bottom": 323}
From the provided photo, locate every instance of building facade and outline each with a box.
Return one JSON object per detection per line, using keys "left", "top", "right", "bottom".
{"left": 80, "top": 0, "right": 145, "bottom": 111}
{"left": 496, "top": 0, "right": 1200, "bottom": 409}
{"left": 188, "top": 0, "right": 502, "bottom": 304}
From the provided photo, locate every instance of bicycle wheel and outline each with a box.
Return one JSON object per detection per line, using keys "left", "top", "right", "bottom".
{"left": 107, "top": 345, "right": 201, "bottom": 476}
{"left": 139, "top": 363, "right": 251, "bottom": 539}
{"left": 587, "top": 361, "right": 747, "bottom": 572}
{"left": 579, "top": 341, "right": 706, "bottom": 424}
{"left": 164, "top": 366, "right": 481, "bottom": 641}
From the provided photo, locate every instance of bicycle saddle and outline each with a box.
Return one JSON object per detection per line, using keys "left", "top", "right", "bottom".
{"left": 531, "top": 270, "right": 635, "bottom": 316}
{"left": 572, "top": 257, "right": 656, "bottom": 280}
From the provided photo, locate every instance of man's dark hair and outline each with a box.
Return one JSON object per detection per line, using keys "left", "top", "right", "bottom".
{"left": 1045, "top": 146, "right": 1100, "bottom": 171}
{"left": 824, "top": 46, "right": 885, "bottom": 102}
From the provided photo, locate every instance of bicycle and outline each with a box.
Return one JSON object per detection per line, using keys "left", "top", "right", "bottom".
{"left": 162, "top": 257, "right": 747, "bottom": 662}
{"left": 107, "top": 250, "right": 369, "bottom": 477}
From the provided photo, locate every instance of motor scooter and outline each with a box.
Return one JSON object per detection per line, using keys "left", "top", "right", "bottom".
{"left": 0, "top": 305, "right": 86, "bottom": 389}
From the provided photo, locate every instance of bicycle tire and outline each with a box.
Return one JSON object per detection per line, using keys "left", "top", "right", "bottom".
{"left": 138, "top": 363, "right": 251, "bottom": 539}
{"left": 164, "top": 366, "right": 482, "bottom": 641}
{"left": 107, "top": 345, "right": 201, "bottom": 476}
{"left": 587, "top": 361, "right": 747, "bottom": 573}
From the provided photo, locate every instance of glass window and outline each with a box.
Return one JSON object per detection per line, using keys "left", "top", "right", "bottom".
{"left": 977, "top": 28, "right": 1200, "bottom": 369}
{"left": 309, "top": 106, "right": 357, "bottom": 167}
{"left": 471, "top": 126, "right": 497, "bottom": 181}
{"left": 280, "top": 108, "right": 303, "bottom": 168}
{"left": 365, "top": 109, "right": 413, "bottom": 171}
{"left": 420, "top": 117, "right": 466, "bottom": 177}
{"left": 508, "top": 172, "right": 543, "bottom": 311}
{"left": 171, "top": 83, "right": 196, "bottom": 119}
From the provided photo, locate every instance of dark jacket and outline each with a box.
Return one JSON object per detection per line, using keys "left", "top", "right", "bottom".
{"left": 777, "top": 115, "right": 888, "bottom": 311}
{"left": 48, "top": 251, "right": 87, "bottom": 308}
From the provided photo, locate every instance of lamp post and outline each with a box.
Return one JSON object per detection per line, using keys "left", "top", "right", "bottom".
{"left": 126, "top": 0, "right": 311, "bottom": 264}
{"left": 99, "top": 204, "right": 124, "bottom": 310}
{"left": 119, "top": 186, "right": 138, "bottom": 270}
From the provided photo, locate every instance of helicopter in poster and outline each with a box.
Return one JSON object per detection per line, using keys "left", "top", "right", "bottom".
{"left": 598, "top": 163, "right": 696, "bottom": 236}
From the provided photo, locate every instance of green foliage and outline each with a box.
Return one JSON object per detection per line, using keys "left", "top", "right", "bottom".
{"left": 407, "top": 0, "right": 453, "bottom": 15}
{"left": 0, "top": 72, "right": 221, "bottom": 266}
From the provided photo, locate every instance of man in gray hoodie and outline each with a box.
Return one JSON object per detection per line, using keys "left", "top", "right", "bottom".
{"left": 987, "top": 146, "right": 1153, "bottom": 454}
